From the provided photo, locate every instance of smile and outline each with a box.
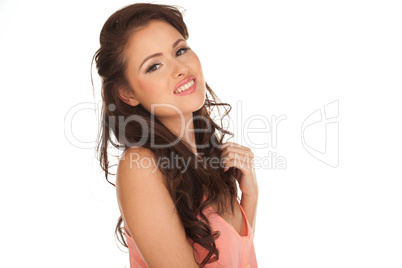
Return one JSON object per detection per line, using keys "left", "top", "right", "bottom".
{"left": 174, "top": 79, "right": 194, "bottom": 93}
{"left": 174, "top": 79, "right": 197, "bottom": 96}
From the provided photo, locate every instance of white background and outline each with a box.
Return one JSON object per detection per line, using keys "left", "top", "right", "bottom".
{"left": 1, "top": 0, "right": 401, "bottom": 267}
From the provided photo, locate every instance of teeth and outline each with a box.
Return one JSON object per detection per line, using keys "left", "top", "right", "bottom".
{"left": 174, "top": 79, "right": 194, "bottom": 93}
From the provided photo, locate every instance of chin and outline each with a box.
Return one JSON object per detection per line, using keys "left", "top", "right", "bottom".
{"left": 193, "top": 91, "right": 206, "bottom": 111}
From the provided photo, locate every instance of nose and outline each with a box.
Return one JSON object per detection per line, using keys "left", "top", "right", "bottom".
{"left": 172, "top": 60, "right": 188, "bottom": 78}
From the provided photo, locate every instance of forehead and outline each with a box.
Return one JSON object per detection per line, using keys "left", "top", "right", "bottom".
{"left": 125, "top": 20, "right": 184, "bottom": 67}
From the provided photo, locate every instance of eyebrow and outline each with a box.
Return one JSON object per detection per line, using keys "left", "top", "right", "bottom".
{"left": 138, "top": 38, "right": 186, "bottom": 71}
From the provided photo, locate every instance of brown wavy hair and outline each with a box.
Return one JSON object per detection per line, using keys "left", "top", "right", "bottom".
{"left": 91, "top": 3, "right": 241, "bottom": 267}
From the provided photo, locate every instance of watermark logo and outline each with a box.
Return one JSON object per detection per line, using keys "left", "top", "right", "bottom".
{"left": 301, "top": 99, "right": 339, "bottom": 167}
{"left": 64, "top": 100, "right": 288, "bottom": 171}
{"left": 64, "top": 99, "right": 340, "bottom": 169}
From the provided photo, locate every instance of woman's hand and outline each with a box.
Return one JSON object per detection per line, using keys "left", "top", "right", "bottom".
{"left": 220, "top": 142, "right": 259, "bottom": 196}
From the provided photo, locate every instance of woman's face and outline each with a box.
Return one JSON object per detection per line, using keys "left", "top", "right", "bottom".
{"left": 120, "top": 20, "right": 206, "bottom": 118}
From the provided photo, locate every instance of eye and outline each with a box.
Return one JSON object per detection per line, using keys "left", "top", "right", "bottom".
{"left": 146, "top": 63, "right": 160, "bottom": 73}
{"left": 146, "top": 47, "right": 191, "bottom": 74}
{"left": 176, "top": 47, "right": 191, "bottom": 57}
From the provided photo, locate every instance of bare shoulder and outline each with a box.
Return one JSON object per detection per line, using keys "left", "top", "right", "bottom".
{"left": 116, "top": 147, "right": 198, "bottom": 268}
{"left": 117, "top": 146, "right": 162, "bottom": 183}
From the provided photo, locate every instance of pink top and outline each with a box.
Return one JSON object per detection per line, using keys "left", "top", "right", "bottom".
{"left": 124, "top": 195, "right": 258, "bottom": 268}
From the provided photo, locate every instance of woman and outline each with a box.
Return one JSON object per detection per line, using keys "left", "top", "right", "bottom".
{"left": 92, "top": 3, "right": 259, "bottom": 267}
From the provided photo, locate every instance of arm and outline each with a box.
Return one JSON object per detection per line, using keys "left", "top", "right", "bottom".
{"left": 116, "top": 147, "right": 199, "bottom": 268}
{"left": 220, "top": 142, "right": 259, "bottom": 237}
{"left": 240, "top": 190, "right": 259, "bottom": 238}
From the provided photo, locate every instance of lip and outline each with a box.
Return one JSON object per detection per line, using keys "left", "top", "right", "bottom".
{"left": 173, "top": 75, "right": 197, "bottom": 93}
{"left": 174, "top": 79, "right": 197, "bottom": 96}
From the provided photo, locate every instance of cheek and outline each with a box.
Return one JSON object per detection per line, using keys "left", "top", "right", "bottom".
{"left": 190, "top": 54, "right": 202, "bottom": 67}
{"left": 190, "top": 55, "right": 204, "bottom": 76}
{"left": 137, "top": 79, "right": 160, "bottom": 95}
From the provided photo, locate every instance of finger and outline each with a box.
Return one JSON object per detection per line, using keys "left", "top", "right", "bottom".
{"left": 221, "top": 142, "right": 248, "bottom": 153}
{"left": 221, "top": 142, "right": 252, "bottom": 153}
{"left": 221, "top": 147, "right": 254, "bottom": 160}
{"left": 222, "top": 157, "right": 253, "bottom": 171}
{"left": 220, "top": 141, "right": 242, "bottom": 149}
{"left": 221, "top": 152, "right": 254, "bottom": 166}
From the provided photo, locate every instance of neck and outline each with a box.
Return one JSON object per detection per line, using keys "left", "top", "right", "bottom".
{"left": 158, "top": 113, "right": 198, "bottom": 156}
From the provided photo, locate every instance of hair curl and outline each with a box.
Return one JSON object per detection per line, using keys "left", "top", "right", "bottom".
{"left": 91, "top": 3, "right": 240, "bottom": 267}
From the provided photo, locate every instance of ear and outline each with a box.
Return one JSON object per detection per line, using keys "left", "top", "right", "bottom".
{"left": 118, "top": 86, "right": 140, "bottom": 107}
